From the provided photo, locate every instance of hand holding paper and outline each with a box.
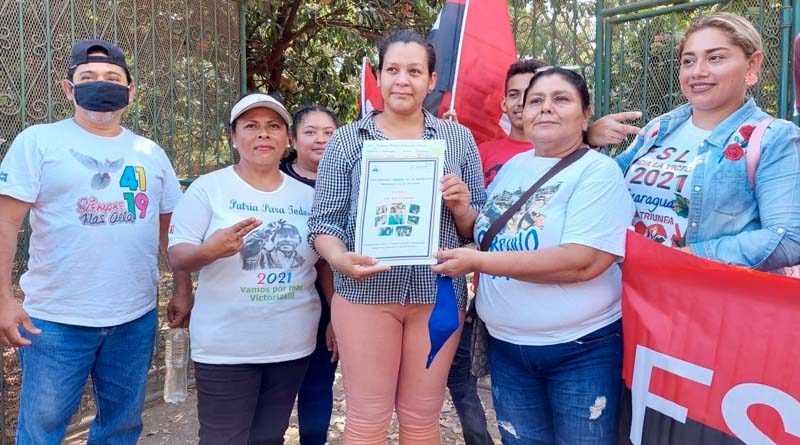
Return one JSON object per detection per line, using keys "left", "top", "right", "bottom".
{"left": 441, "top": 174, "right": 472, "bottom": 218}
{"left": 355, "top": 140, "right": 446, "bottom": 266}
{"left": 329, "top": 250, "right": 391, "bottom": 282}
{"left": 431, "top": 248, "right": 481, "bottom": 277}
{"left": 441, "top": 173, "right": 478, "bottom": 239}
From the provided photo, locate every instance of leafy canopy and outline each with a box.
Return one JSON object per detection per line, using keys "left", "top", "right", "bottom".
{"left": 245, "top": 0, "right": 443, "bottom": 121}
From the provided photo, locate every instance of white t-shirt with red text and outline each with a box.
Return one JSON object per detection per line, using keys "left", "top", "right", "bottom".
{"left": 0, "top": 118, "right": 182, "bottom": 326}
{"left": 626, "top": 119, "right": 708, "bottom": 247}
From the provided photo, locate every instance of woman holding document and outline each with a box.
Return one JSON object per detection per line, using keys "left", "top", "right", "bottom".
{"left": 433, "top": 67, "right": 634, "bottom": 444}
{"left": 308, "top": 29, "right": 485, "bottom": 444}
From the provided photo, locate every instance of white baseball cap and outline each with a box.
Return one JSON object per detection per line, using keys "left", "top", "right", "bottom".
{"left": 230, "top": 93, "right": 291, "bottom": 126}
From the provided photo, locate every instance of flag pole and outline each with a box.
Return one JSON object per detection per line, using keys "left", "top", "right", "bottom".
{"left": 360, "top": 57, "right": 368, "bottom": 112}
{"left": 448, "top": 0, "right": 470, "bottom": 112}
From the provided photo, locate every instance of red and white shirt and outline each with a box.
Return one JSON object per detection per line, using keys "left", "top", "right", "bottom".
{"left": 626, "top": 119, "right": 708, "bottom": 247}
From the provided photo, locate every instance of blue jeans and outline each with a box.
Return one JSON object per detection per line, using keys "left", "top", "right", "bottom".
{"left": 297, "top": 330, "right": 338, "bottom": 445}
{"left": 447, "top": 320, "right": 493, "bottom": 445}
{"left": 17, "top": 309, "right": 157, "bottom": 445}
{"left": 489, "top": 320, "right": 622, "bottom": 445}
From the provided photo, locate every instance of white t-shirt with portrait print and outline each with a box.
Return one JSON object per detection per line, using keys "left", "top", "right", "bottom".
{"left": 0, "top": 118, "right": 183, "bottom": 327}
{"left": 169, "top": 166, "right": 320, "bottom": 364}
{"left": 474, "top": 149, "right": 635, "bottom": 346}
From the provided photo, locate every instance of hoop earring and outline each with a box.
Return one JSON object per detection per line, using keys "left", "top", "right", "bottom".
{"left": 745, "top": 72, "right": 758, "bottom": 86}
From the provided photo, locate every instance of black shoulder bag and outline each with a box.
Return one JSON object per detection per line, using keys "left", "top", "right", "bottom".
{"left": 470, "top": 147, "right": 590, "bottom": 377}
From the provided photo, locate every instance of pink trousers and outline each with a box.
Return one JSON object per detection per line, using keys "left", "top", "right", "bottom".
{"left": 332, "top": 294, "right": 464, "bottom": 444}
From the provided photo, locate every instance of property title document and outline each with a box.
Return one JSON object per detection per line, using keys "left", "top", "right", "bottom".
{"left": 355, "top": 139, "right": 446, "bottom": 266}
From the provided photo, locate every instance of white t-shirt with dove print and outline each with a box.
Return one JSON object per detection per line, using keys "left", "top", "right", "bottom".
{"left": 0, "top": 118, "right": 183, "bottom": 326}
{"left": 474, "top": 149, "right": 635, "bottom": 346}
{"left": 169, "top": 166, "right": 321, "bottom": 364}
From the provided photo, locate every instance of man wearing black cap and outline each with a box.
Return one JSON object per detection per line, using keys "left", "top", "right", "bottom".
{"left": 0, "top": 39, "right": 190, "bottom": 444}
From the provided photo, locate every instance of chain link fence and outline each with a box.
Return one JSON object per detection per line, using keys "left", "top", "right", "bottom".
{"left": 510, "top": 0, "right": 598, "bottom": 89}
{"left": 598, "top": 0, "right": 795, "bottom": 154}
{"left": 2, "top": 0, "right": 799, "bottom": 443}
{"left": 0, "top": 0, "right": 240, "bottom": 442}
{"left": 510, "top": 0, "right": 796, "bottom": 153}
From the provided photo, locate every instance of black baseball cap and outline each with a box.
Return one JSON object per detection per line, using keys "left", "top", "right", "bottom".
{"left": 68, "top": 39, "right": 131, "bottom": 81}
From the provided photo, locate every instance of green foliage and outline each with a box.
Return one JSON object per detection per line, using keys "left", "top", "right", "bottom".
{"left": 244, "top": 0, "right": 443, "bottom": 122}
{"left": 604, "top": 0, "right": 785, "bottom": 124}
{"left": 509, "top": 0, "right": 596, "bottom": 70}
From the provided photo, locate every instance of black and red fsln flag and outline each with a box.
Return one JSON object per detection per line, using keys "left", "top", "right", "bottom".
{"left": 620, "top": 232, "right": 800, "bottom": 445}
{"left": 424, "top": 0, "right": 516, "bottom": 145}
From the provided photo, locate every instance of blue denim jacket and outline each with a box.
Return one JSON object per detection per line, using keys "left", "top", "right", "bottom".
{"left": 616, "top": 99, "right": 800, "bottom": 270}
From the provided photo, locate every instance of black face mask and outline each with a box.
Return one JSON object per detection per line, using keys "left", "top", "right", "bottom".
{"left": 70, "top": 81, "right": 130, "bottom": 112}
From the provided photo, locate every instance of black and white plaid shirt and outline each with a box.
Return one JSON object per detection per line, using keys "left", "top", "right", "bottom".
{"left": 309, "top": 109, "right": 486, "bottom": 310}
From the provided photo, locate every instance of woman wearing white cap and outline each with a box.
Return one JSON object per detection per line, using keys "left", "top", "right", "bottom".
{"left": 167, "top": 92, "right": 329, "bottom": 444}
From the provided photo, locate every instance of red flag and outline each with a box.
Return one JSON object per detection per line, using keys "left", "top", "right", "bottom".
{"left": 620, "top": 231, "right": 800, "bottom": 444}
{"left": 794, "top": 33, "right": 800, "bottom": 115}
{"left": 425, "top": 0, "right": 517, "bottom": 144}
{"left": 358, "top": 57, "right": 383, "bottom": 119}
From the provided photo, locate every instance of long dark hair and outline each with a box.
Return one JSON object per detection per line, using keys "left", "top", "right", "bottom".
{"left": 284, "top": 105, "right": 340, "bottom": 163}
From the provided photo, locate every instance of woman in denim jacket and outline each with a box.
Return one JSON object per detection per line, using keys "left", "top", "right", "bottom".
{"left": 616, "top": 13, "right": 800, "bottom": 271}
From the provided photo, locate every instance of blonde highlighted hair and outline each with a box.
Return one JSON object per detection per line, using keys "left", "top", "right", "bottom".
{"left": 678, "top": 12, "right": 763, "bottom": 59}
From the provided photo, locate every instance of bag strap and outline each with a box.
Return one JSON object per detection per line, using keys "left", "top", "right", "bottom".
{"left": 479, "top": 147, "right": 590, "bottom": 252}
{"left": 746, "top": 118, "right": 774, "bottom": 189}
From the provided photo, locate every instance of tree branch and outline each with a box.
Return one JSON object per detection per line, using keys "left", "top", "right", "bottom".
{"left": 316, "top": 20, "right": 384, "bottom": 40}
{"left": 281, "top": 0, "right": 303, "bottom": 39}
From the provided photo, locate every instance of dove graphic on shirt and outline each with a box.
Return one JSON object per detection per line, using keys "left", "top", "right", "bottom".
{"left": 69, "top": 149, "right": 125, "bottom": 189}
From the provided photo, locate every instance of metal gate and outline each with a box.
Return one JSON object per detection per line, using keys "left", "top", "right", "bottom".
{"left": 595, "top": 0, "right": 799, "bottom": 155}
{"left": 0, "top": 0, "right": 242, "bottom": 442}
{"left": 509, "top": 0, "right": 598, "bottom": 92}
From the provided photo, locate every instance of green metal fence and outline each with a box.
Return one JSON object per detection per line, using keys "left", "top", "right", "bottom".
{"left": 510, "top": 0, "right": 799, "bottom": 141}
{"left": 510, "top": 0, "right": 598, "bottom": 88}
{"left": 0, "top": 0, "right": 243, "bottom": 185}
{"left": 595, "top": 0, "right": 799, "bottom": 154}
{"left": 0, "top": 0, "right": 241, "bottom": 442}
{"left": 2, "top": 0, "right": 799, "bottom": 442}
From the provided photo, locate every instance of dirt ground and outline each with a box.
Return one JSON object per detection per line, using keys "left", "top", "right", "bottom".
{"left": 64, "top": 368, "right": 501, "bottom": 445}
{"left": 9, "top": 267, "right": 499, "bottom": 444}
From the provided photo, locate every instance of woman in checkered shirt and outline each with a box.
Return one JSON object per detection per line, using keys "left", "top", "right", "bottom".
{"left": 308, "top": 30, "right": 485, "bottom": 443}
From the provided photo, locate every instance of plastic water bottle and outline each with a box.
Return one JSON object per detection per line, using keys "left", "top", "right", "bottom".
{"left": 163, "top": 328, "right": 189, "bottom": 404}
